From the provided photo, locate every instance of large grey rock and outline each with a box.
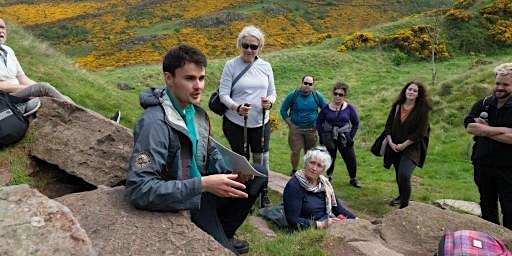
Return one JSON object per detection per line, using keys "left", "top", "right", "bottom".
{"left": 434, "top": 199, "right": 481, "bottom": 216}
{"left": 56, "top": 186, "right": 234, "bottom": 256}
{"left": 324, "top": 219, "right": 403, "bottom": 256}
{"left": 30, "top": 98, "right": 133, "bottom": 187}
{"left": 268, "top": 170, "right": 290, "bottom": 195}
{"left": 0, "top": 184, "right": 96, "bottom": 256}
{"left": 379, "top": 202, "right": 512, "bottom": 256}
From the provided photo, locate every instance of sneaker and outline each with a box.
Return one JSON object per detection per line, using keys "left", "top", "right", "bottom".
{"left": 260, "top": 189, "right": 272, "bottom": 208}
{"left": 110, "top": 110, "right": 121, "bottom": 123}
{"left": 349, "top": 178, "right": 361, "bottom": 188}
{"left": 16, "top": 98, "right": 41, "bottom": 117}
{"left": 229, "top": 238, "right": 249, "bottom": 254}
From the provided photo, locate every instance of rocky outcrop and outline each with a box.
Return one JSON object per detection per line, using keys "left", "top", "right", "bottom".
{"left": 30, "top": 98, "right": 133, "bottom": 187}
{"left": 0, "top": 185, "right": 96, "bottom": 256}
{"left": 56, "top": 186, "right": 234, "bottom": 256}
{"left": 324, "top": 202, "right": 512, "bottom": 256}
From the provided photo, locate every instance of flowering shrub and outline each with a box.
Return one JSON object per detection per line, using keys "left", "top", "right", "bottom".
{"left": 445, "top": 9, "right": 473, "bottom": 22}
{"left": 336, "top": 32, "right": 377, "bottom": 52}
{"left": 380, "top": 25, "right": 450, "bottom": 60}
{"left": 269, "top": 113, "right": 281, "bottom": 132}
{"left": 489, "top": 20, "right": 512, "bottom": 46}
{"left": 453, "top": 0, "right": 476, "bottom": 9}
{"left": 480, "top": 0, "right": 512, "bottom": 19}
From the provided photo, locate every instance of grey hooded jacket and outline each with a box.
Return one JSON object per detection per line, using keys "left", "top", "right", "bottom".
{"left": 126, "top": 88, "right": 229, "bottom": 211}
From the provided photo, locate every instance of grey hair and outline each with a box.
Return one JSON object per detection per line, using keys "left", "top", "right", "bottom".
{"left": 494, "top": 63, "right": 512, "bottom": 76}
{"left": 304, "top": 146, "right": 332, "bottom": 172}
{"left": 236, "top": 25, "right": 265, "bottom": 50}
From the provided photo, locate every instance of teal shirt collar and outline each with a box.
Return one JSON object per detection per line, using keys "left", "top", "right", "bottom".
{"left": 165, "top": 89, "right": 201, "bottom": 178}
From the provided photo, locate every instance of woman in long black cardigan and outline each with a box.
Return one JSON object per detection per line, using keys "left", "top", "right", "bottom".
{"left": 384, "top": 81, "right": 432, "bottom": 209}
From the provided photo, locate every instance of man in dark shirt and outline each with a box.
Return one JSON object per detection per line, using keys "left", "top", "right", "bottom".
{"left": 464, "top": 63, "right": 512, "bottom": 230}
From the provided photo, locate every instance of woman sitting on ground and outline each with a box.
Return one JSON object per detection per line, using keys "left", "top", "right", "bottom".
{"left": 283, "top": 146, "right": 356, "bottom": 230}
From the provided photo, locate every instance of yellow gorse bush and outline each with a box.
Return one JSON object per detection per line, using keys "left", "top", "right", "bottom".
{"left": 489, "top": 20, "right": 512, "bottom": 46}
{"left": 445, "top": 9, "right": 473, "bottom": 22}
{"left": 336, "top": 32, "right": 377, "bottom": 52}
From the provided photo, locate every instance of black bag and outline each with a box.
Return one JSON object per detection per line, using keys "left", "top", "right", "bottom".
{"left": 208, "top": 89, "right": 226, "bottom": 116}
{"left": 0, "top": 92, "right": 29, "bottom": 148}
{"left": 208, "top": 58, "right": 257, "bottom": 116}
{"left": 370, "top": 130, "right": 388, "bottom": 157}
{"left": 258, "top": 203, "right": 288, "bottom": 228}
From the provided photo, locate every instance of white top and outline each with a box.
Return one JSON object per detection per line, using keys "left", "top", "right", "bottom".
{"left": 0, "top": 45, "right": 24, "bottom": 85}
{"left": 219, "top": 56, "right": 276, "bottom": 128}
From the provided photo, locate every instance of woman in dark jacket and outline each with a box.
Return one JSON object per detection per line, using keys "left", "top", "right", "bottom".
{"left": 384, "top": 80, "right": 431, "bottom": 209}
{"left": 283, "top": 146, "right": 356, "bottom": 230}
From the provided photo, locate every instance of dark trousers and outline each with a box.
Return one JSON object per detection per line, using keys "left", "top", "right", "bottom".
{"left": 190, "top": 175, "right": 264, "bottom": 255}
{"left": 474, "top": 165, "right": 512, "bottom": 230}
{"left": 222, "top": 116, "right": 270, "bottom": 157}
{"left": 392, "top": 155, "right": 416, "bottom": 205}
{"left": 325, "top": 140, "right": 357, "bottom": 180}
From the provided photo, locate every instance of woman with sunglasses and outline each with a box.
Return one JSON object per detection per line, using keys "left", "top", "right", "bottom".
{"left": 219, "top": 25, "right": 277, "bottom": 209}
{"left": 384, "top": 81, "right": 431, "bottom": 209}
{"left": 316, "top": 82, "right": 361, "bottom": 188}
{"left": 283, "top": 146, "right": 356, "bottom": 230}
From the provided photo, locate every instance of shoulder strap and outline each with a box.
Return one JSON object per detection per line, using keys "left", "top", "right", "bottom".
{"left": 289, "top": 89, "right": 300, "bottom": 112}
{"left": 312, "top": 90, "right": 320, "bottom": 108}
{"left": 482, "top": 95, "right": 492, "bottom": 111}
{"left": 230, "top": 57, "right": 258, "bottom": 97}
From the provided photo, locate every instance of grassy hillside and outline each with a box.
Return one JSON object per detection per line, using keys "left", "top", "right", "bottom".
{"left": 0, "top": 0, "right": 453, "bottom": 70}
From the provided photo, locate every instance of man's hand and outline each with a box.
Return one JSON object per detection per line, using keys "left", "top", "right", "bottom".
{"left": 285, "top": 118, "right": 292, "bottom": 127}
{"left": 474, "top": 117, "right": 488, "bottom": 125}
{"left": 201, "top": 174, "right": 248, "bottom": 198}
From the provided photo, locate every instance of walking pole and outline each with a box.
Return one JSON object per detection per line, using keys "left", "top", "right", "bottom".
{"left": 260, "top": 107, "right": 266, "bottom": 166}
{"left": 243, "top": 103, "right": 250, "bottom": 160}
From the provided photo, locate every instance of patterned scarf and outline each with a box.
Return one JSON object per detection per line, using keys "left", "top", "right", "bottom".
{"left": 295, "top": 169, "right": 338, "bottom": 217}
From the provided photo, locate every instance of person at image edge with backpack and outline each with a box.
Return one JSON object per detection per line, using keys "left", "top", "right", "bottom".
{"left": 280, "top": 75, "right": 327, "bottom": 175}
{"left": 464, "top": 63, "right": 512, "bottom": 231}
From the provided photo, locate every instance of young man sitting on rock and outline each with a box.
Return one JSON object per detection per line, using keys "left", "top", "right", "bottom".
{"left": 126, "top": 44, "right": 263, "bottom": 255}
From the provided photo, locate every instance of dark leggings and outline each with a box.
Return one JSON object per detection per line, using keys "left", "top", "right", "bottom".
{"left": 325, "top": 140, "right": 357, "bottom": 180}
{"left": 393, "top": 155, "right": 416, "bottom": 205}
{"left": 222, "top": 116, "right": 270, "bottom": 158}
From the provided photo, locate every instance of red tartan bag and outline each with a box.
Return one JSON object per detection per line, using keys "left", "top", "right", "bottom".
{"left": 438, "top": 230, "right": 512, "bottom": 256}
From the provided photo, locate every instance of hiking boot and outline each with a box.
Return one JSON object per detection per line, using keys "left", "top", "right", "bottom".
{"left": 16, "top": 98, "right": 41, "bottom": 117}
{"left": 110, "top": 110, "right": 121, "bottom": 123}
{"left": 260, "top": 189, "right": 272, "bottom": 208}
{"left": 349, "top": 178, "right": 361, "bottom": 188}
{"left": 229, "top": 238, "right": 249, "bottom": 254}
{"left": 389, "top": 197, "right": 400, "bottom": 206}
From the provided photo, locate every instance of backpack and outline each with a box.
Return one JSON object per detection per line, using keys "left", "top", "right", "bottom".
{"left": 258, "top": 203, "right": 288, "bottom": 228}
{"left": 437, "top": 230, "right": 512, "bottom": 256}
{"left": 0, "top": 92, "right": 29, "bottom": 148}
{"left": 289, "top": 89, "right": 321, "bottom": 113}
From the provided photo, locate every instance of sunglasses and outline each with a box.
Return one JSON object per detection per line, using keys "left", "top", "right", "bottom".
{"left": 303, "top": 81, "right": 313, "bottom": 86}
{"left": 241, "top": 43, "right": 259, "bottom": 50}
{"left": 333, "top": 92, "right": 345, "bottom": 97}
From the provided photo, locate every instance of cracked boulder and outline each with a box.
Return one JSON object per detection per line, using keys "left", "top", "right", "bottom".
{"left": 0, "top": 184, "right": 96, "bottom": 256}
{"left": 30, "top": 98, "right": 133, "bottom": 187}
{"left": 56, "top": 186, "right": 234, "bottom": 256}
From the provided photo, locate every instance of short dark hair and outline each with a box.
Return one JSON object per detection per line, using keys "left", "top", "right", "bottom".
{"left": 302, "top": 75, "right": 314, "bottom": 83}
{"left": 162, "top": 45, "right": 207, "bottom": 75}
{"left": 332, "top": 82, "right": 349, "bottom": 94}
